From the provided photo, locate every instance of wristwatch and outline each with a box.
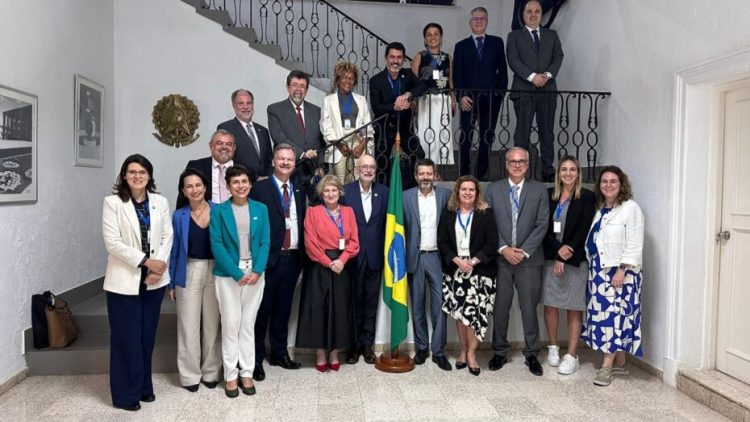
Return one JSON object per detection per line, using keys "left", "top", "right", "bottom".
{"left": 618, "top": 263, "right": 628, "bottom": 270}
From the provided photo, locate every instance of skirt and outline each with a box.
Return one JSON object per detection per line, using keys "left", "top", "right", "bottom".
{"left": 441, "top": 268, "right": 496, "bottom": 341}
{"left": 541, "top": 260, "right": 588, "bottom": 311}
{"left": 295, "top": 250, "right": 355, "bottom": 352}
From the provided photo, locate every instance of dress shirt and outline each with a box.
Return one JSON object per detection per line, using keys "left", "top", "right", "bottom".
{"left": 499, "top": 178, "right": 529, "bottom": 257}
{"left": 242, "top": 120, "right": 262, "bottom": 151}
{"left": 360, "top": 182, "right": 372, "bottom": 222}
{"left": 524, "top": 26, "right": 554, "bottom": 82}
{"left": 455, "top": 210, "right": 473, "bottom": 257}
{"left": 273, "top": 175, "right": 299, "bottom": 249}
{"left": 212, "top": 158, "right": 234, "bottom": 203}
{"left": 418, "top": 188, "right": 438, "bottom": 251}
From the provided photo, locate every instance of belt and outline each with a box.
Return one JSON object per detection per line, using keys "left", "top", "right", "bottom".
{"left": 420, "top": 250, "right": 438, "bottom": 254}
{"left": 279, "top": 249, "right": 299, "bottom": 256}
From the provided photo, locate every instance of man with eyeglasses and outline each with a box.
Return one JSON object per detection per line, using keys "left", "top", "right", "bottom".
{"left": 453, "top": 6, "right": 509, "bottom": 181}
{"left": 339, "top": 155, "right": 389, "bottom": 364}
{"left": 177, "top": 129, "right": 236, "bottom": 208}
{"left": 486, "top": 147, "right": 549, "bottom": 376}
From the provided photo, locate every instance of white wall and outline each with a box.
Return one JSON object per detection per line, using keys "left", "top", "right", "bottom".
{"left": 0, "top": 0, "right": 115, "bottom": 383}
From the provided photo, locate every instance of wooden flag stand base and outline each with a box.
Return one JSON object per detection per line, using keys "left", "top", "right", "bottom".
{"left": 375, "top": 349, "right": 415, "bottom": 373}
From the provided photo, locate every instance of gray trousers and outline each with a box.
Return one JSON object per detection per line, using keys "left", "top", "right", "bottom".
{"left": 492, "top": 262, "right": 543, "bottom": 358}
{"left": 408, "top": 251, "right": 447, "bottom": 356}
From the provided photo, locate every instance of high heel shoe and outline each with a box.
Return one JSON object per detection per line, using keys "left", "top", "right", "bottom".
{"left": 329, "top": 362, "right": 341, "bottom": 371}
{"left": 469, "top": 366, "right": 481, "bottom": 376}
{"left": 455, "top": 361, "right": 467, "bottom": 370}
{"left": 315, "top": 362, "right": 328, "bottom": 373}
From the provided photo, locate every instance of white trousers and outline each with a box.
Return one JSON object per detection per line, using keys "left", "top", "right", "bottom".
{"left": 214, "top": 262, "right": 265, "bottom": 381}
{"left": 175, "top": 259, "right": 221, "bottom": 386}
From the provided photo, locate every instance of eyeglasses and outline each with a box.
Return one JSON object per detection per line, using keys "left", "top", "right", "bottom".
{"left": 507, "top": 160, "right": 529, "bottom": 167}
{"left": 127, "top": 170, "right": 148, "bottom": 177}
{"left": 358, "top": 165, "right": 376, "bottom": 171}
{"left": 470, "top": 16, "right": 487, "bottom": 22}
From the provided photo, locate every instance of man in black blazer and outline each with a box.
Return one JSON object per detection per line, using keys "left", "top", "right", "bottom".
{"left": 248, "top": 143, "right": 307, "bottom": 380}
{"left": 453, "top": 6, "right": 509, "bottom": 181}
{"left": 217, "top": 89, "right": 273, "bottom": 179}
{"left": 369, "top": 42, "right": 427, "bottom": 190}
{"left": 339, "top": 155, "right": 388, "bottom": 365}
{"left": 176, "top": 129, "right": 236, "bottom": 209}
{"left": 507, "top": 0, "right": 564, "bottom": 182}
{"left": 267, "top": 70, "right": 323, "bottom": 202}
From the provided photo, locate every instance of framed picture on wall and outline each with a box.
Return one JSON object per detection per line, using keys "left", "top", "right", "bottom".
{"left": 74, "top": 74, "right": 104, "bottom": 168}
{"left": 0, "top": 84, "right": 37, "bottom": 204}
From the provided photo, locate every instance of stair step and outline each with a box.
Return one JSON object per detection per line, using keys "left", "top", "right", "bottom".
{"left": 69, "top": 294, "right": 176, "bottom": 334}
{"left": 196, "top": 8, "right": 232, "bottom": 26}
{"left": 223, "top": 26, "right": 258, "bottom": 43}
{"left": 275, "top": 59, "right": 308, "bottom": 73}
{"left": 250, "top": 42, "right": 282, "bottom": 60}
{"left": 179, "top": 0, "right": 205, "bottom": 8}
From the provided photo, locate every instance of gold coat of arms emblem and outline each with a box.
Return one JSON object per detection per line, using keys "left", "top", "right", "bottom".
{"left": 152, "top": 94, "right": 200, "bottom": 147}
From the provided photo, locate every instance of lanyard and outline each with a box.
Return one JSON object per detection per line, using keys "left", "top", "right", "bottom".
{"left": 457, "top": 209, "right": 474, "bottom": 237}
{"left": 387, "top": 75, "right": 401, "bottom": 95}
{"left": 325, "top": 208, "right": 344, "bottom": 238}
{"left": 554, "top": 197, "right": 571, "bottom": 221}
{"left": 270, "top": 177, "right": 294, "bottom": 214}
{"left": 135, "top": 198, "right": 151, "bottom": 227}
{"left": 508, "top": 185, "right": 520, "bottom": 210}
{"left": 426, "top": 50, "right": 443, "bottom": 68}
{"left": 340, "top": 92, "right": 354, "bottom": 117}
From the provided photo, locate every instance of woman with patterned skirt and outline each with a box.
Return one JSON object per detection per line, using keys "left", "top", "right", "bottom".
{"left": 583, "top": 166, "right": 644, "bottom": 387}
{"left": 438, "top": 175, "right": 498, "bottom": 376}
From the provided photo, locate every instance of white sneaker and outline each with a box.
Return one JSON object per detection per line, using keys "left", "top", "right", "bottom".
{"left": 546, "top": 345, "right": 560, "bottom": 367}
{"left": 557, "top": 354, "right": 580, "bottom": 375}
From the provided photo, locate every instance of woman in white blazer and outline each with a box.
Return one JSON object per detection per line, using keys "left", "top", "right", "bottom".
{"left": 320, "top": 60, "right": 374, "bottom": 182}
{"left": 583, "top": 166, "right": 644, "bottom": 387}
{"left": 102, "top": 154, "right": 173, "bottom": 411}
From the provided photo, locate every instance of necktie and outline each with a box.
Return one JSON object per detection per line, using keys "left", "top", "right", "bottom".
{"left": 532, "top": 29, "right": 540, "bottom": 51}
{"left": 295, "top": 106, "right": 305, "bottom": 130}
{"left": 246, "top": 123, "right": 260, "bottom": 155}
{"left": 282, "top": 183, "right": 291, "bottom": 250}
{"left": 218, "top": 165, "right": 228, "bottom": 202}
{"left": 476, "top": 36, "right": 484, "bottom": 58}
{"left": 511, "top": 185, "right": 520, "bottom": 247}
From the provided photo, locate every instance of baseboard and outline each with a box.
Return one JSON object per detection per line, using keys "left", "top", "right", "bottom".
{"left": 0, "top": 368, "right": 27, "bottom": 397}
{"left": 627, "top": 354, "right": 663, "bottom": 378}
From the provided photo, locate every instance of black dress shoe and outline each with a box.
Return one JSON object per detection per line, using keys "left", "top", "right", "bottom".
{"left": 432, "top": 355, "right": 452, "bottom": 371}
{"left": 345, "top": 348, "right": 360, "bottom": 364}
{"left": 253, "top": 365, "right": 266, "bottom": 381}
{"left": 115, "top": 402, "right": 141, "bottom": 411}
{"left": 140, "top": 394, "right": 155, "bottom": 402}
{"left": 488, "top": 355, "right": 508, "bottom": 371}
{"left": 362, "top": 346, "right": 376, "bottom": 364}
{"left": 201, "top": 380, "right": 218, "bottom": 389}
{"left": 525, "top": 355, "right": 544, "bottom": 376}
{"left": 455, "top": 361, "right": 467, "bottom": 370}
{"left": 183, "top": 384, "right": 199, "bottom": 392}
{"left": 469, "top": 366, "right": 481, "bottom": 376}
{"left": 413, "top": 350, "right": 429, "bottom": 365}
{"left": 269, "top": 355, "right": 302, "bottom": 369}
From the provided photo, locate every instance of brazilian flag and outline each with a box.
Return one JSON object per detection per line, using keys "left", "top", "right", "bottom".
{"left": 383, "top": 148, "right": 408, "bottom": 353}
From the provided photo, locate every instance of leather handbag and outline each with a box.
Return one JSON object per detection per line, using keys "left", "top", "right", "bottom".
{"left": 44, "top": 296, "right": 77, "bottom": 348}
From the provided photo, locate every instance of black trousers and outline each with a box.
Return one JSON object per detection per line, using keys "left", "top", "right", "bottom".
{"left": 107, "top": 283, "right": 165, "bottom": 407}
{"left": 459, "top": 91, "right": 503, "bottom": 180}
{"left": 512, "top": 92, "right": 557, "bottom": 178}
{"left": 351, "top": 259, "right": 383, "bottom": 347}
{"left": 254, "top": 251, "right": 301, "bottom": 364}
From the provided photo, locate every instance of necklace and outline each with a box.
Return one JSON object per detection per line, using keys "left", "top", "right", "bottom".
{"left": 191, "top": 202, "right": 209, "bottom": 218}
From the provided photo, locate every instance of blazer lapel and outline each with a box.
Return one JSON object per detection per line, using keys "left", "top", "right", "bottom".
{"left": 124, "top": 199, "right": 141, "bottom": 242}
{"left": 180, "top": 208, "right": 190, "bottom": 254}
{"left": 500, "top": 181, "right": 513, "bottom": 218}
{"left": 221, "top": 202, "right": 240, "bottom": 252}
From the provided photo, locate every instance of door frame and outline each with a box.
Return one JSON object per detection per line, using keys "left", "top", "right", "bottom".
{"left": 664, "top": 48, "right": 750, "bottom": 386}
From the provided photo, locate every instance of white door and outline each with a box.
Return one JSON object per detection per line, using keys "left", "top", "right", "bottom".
{"left": 716, "top": 86, "right": 750, "bottom": 384}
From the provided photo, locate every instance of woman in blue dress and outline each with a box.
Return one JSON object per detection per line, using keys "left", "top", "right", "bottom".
{"left": 583, "top": 166, "right": 644, "bottom": 387}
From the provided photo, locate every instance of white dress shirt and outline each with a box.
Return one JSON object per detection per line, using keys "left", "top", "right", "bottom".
{"left": 418, "top": 188, "right": 438, "bottom": 251}
{"left": 211, "top": 158, "right": 234, "bottom": 204}
{"left": 524, "top": 26, "right": 554, "bottom": 81}
{"left": 360, "top": 182, "right": 372, "bottom": 222}
{"left": 273, "top": 175, "right": 299, "bottom": 249}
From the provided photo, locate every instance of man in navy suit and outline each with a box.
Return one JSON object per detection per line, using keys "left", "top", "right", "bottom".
{"left": 507, "top": 0, "right": 564, "bottom": 182}
{"left": 176, "top": 129, "right": 236, "bottom": 209}
{"left": 217, "top": 89, "right": 273, "bottom": 179}
{"left": 248, "top": 143, "right": 307, "bottom": 380}
{"left": 453, "top": 6, "right": 509, "bottom": 181}
{"left": 340, "top": 155, "right": 388, "bottom": 364}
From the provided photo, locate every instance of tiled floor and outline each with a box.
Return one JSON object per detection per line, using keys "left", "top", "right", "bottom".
{"left": 0, "top": 350, "right": 727, "bottom": 421}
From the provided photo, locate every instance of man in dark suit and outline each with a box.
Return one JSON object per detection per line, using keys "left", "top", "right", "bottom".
{"left": 485, "top": 147, "right": 549, "bottom": 376}
{"left": 369, "top": 42, "right": 427, "bottom": 190}
{"left": 217, "top": 89, "right": 273, "bottom": 179}
{"left": 402, "top": 158, "right": 452, "bottom": 371}
{"left": 453, "top": 6, "right": 509, "bottom": 181}
{"left": 267, "top": 70, "right": 324, "bottom": 202}
{"left": 248, "top": 143, "right": 307, "bottom": 380}
{"left": 176, "top": 129, "right": 236, "bottom": 209}
{"left": 507, "top": 0, "right": 564, "bottom": 182}
{"left": 339, "top": 155, "right": 388, "bottom": 365}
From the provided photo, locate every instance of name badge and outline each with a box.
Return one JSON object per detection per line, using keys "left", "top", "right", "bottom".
{"left": 459, "top": 237, "right": 469, "bottom": 249}
{"left": 432, "top": 69, "right": 441, "bottom": 80}
{"left": 553, "top": 221, "right": 562, "bottom": 234}
{"left": 338, "top": 238, "right": 345, "bottom": 251}
{"left": 344, "top": 119, "right": 352, "bottom": 129}
{"left": 285, "top": 217, "right": 292, "bottom": 229}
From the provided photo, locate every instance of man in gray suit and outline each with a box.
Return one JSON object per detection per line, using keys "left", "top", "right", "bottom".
{"left": 267, "top": 70, "right": 323, "bottom": 201}
{"left": 402, "top": 158, "right": 452, "bottom": 371}
{"left": 486, "top": 147, "right": 549, "bottom": 376}
{"left": 507, "top": 0, "right": 564, "bottom": 182}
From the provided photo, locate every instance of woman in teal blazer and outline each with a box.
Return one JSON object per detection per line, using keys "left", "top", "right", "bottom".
{"left": 209, "top": 165, "right": 270, "bottom": 398}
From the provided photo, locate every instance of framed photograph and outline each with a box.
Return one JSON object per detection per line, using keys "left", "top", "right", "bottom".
{"left": 74, "top": 74, "right": 104, "bottom": 167}
{"left": 0, "top": 84, "right": 37, "bottom": 204}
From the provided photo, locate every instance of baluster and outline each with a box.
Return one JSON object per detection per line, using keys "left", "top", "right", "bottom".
{"left": 310, "top": 1, "right": 321, "bottom": 77}
{"left": 272, "top": 0, "right": 282, "bottom": 46}
{"left": 259, "top": 0, "right": 269, "bottom": 44}
{"left": 283, "top": 0, "right": 294, "bottom": 60}
{"left": 297, "top": 0, "right": 307, "bottom": 64}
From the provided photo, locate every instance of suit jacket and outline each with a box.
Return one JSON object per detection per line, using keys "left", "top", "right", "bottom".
{"left": 402, "top": 185, "right": 451, "bottom": 274}
{"left": 209, "top": 199, "right": 270, "bottom": 280}
{"left": 369, "top": 68, "right": 428, "bottom": 155}
{"left": 452, "top": 34, "right": 509, "bottom": 93}
{"left": 168, "top": 201, "right": 217, "bottom": 288}
{"left": 102, "top": 193, "right": 173, "bottom": 295}
{"left": 485, "top": 179, "right": 549, "bottom": 266}
{"left": 437, "top": 208, "right": 499, "bottom": 278}
{"left": 506, "top": 27, "right": 564, "bottom": 98}
{"left": 320, "top": 92, "right": 374, "bottom": 164}
{"left": 217, "top": 118, "right": 273, "bottom": 177}
{"left": 340, "top": 181, "right": 389, "bottom": 270}
{"left": 176, "top": 156, "right": 213, "bottom": 209}
{"left": 248, "top": 177, "right": 307, "bottom": 267}
{"left": 543, "top": 187, "right": 595, "bottom": 266}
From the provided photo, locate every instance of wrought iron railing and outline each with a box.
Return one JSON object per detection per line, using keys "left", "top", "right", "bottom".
{"left": 202, "top": 0, "right": 408, "bottom": 96}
